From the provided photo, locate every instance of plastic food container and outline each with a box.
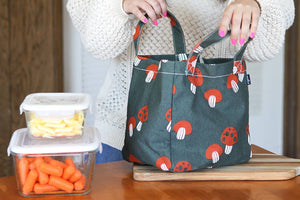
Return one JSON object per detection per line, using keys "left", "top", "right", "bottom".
{"left": 19, "top": 93, "right": 91, "bottom": 138}
{"left": 7, "top": 127, "right": 101, "bottom": 197}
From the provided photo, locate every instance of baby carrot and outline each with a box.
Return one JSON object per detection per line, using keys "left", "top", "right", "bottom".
{"left": 33, "top": 157, "right": 44, "bottom": 167}
{"left": 49, "top": 175, "right": 74, "bottom": 193}
{"left": 37, "top": 169, "right": 49, "bottom": 185}
{"left": 74, "top": 175, "right": 86, "bottom": 191}
{"left": 64, "top": 157, "right": 75, "bottom": 167}
{"left": 22, "top": 169, "right": 38, "bottom": 195}
{"left": 68, "top": 169, "right": 82, "bottom": 183}
{"left": 62, "top": 165, "right": 76, "bottom": 180}
{"left": 29, "top": 162, "right": 36, "bottom": 170}
{"left": 49, "top": 159, "right": 67, "bottom": 169}
{"left": 39, "top": 162, "right": 63, "bottom": 177}
{"left": 33, "top": 157, "right": 45, "bottom": 183}
{"left": 33, "top": 183, "right": 58, "bottom": 194}
{"left": 44, "top": 156, "right": 53, "bottom": 163}
{"left": 18, "top": 157, "right": 29, "bottom": 186}
{"left": 27, "top": 157, "right": 35, "bottom": 163}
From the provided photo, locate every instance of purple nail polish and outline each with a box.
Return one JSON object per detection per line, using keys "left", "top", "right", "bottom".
{"left": 219, "top": 30, "right": 225, "bottom": 37}
{"left": 163, "top": 12, "right": 167, "bottom": 17}
{"left": 250, "top": 32, "right": 255, "bottom": 39}
{"left": 239, "top": 38, "right": 245, "bottom": 45}
{"left": 154, "top": 20, "right": 158, "bottom": 26}
{"left": 231, "top": 39, "right": 237, "bottom": 46}
{"left": 143, "top": 18, "right": 148, "bottom": 23}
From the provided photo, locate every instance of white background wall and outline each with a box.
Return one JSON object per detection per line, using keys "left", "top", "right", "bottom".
{"left": 62, "top": 0, "right": 285, "bottom": 155}
{"left": 247, "top": 50, "right": 285, "bottom": 155}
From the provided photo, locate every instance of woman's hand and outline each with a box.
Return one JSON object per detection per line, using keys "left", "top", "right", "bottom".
{"left": 219, "top": 0, "right": 261, "bottom": 45}
{"left": 123, "top": 0, "right": 168, "bottom": 26}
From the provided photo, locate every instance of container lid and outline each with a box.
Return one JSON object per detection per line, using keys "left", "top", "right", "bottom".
{"left": 19, "top": 93, "right": 91, "bottom": 114}
{"left": 7, "top": 127, "right": 102, "bottom": 156}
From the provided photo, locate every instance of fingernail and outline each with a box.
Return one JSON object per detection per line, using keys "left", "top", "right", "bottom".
{"left": 231, "top": 39, "right": 237, "bottom": 46}
{"left": 239, "top": 38, "right": 245, "bottom": 45}
{"left": 163, "top": 12, "right": 167, "bottom": 17}
{"left": 219, "top": 30, "right": 225, "bottom": 37}
{"left": 154, "top": 20, "right": 158, "bottom": 26}
{"left": 250, "top": 32, "right": 255, "bottom": 39}
{"left": 143, "top": 18, "right": 148, "bottom": 23}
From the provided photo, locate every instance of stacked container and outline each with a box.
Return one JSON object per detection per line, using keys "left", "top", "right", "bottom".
{"left": 7, "top": 93, "right": 101, "bottom": 197}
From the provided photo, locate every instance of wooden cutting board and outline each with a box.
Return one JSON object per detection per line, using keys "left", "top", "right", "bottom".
{"left": 133, "top": 153, "right": 300, "bottom": 181}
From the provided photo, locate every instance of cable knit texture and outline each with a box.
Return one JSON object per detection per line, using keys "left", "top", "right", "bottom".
{"left": 67, "top": 0, "right": 295, "bottom": 150}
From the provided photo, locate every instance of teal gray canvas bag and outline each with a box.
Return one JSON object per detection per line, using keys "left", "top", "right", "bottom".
{"left": 122, "top": 12, "right": 252, "bottom": 172}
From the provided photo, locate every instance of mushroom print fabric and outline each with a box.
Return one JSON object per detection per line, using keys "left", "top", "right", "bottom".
{"left": 136, "top": 105, "right": 148, "bottom": 131}
{"left": 122, "top": 12, "right": 252, "bottom": 172}
{"left": 165, "top": 108, "right": 172, "bottom": 132}
{"left": 145, "top": 64, "right": 159, "bottom": 83}
{"left": 128, "top": 116, "right": 136, "bottom": 137}
{"left": 206, "top": 144, "right": 223, "bottom": 164}
{"left": 173, "top": 120, "right": 192, "bottom": 140}
{"left": 174, "top": 161, "right": 192, "bottom": 172}
{"left": 220, "top": 127, "right": 238, "bottom": 155}
{"left": 188, "top": 68, "right": 203, "bottom": 94}
{"left": 227, "top": 74, "right": 239, "bottom": 93}
{"left": 156, "top": 156, "right": 172, "bottom": 171}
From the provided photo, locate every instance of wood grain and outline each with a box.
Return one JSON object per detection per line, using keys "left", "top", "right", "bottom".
{"left": 0, "top": 0, "right": 62, "bottom": 177}
{"left": 133, "top": 153, "right": 300, "bottom": 181}
{"left": 10, "top": 0, "right": 58, "bottom": 130}
{"left": 0, "top": 0, "right": 13, "bottom": 177}
{"left": 52, "top": 0, "right": 63, "bottom": 92}
{"left": 0, "top": 0, "right": 10, "bottom": 137}
{"left": 284, "top": 1, "right": 300, "bottom": 158}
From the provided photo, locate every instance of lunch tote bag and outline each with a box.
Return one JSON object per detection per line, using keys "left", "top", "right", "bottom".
{"left": 122, "top": 12, "right": 252, "bottom": 172}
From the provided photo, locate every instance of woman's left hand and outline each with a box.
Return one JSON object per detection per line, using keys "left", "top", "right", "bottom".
{"left": 219, "top": 0, "right": 261, "bottom": 45}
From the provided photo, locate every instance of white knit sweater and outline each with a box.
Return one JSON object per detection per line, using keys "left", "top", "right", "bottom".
{"left": 67, "top": 0, "right": 295, "bottom": 150}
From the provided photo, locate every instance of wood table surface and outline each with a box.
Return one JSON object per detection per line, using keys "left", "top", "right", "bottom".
{"left": 1, "top": 145, "right": 300, "bottom": 200}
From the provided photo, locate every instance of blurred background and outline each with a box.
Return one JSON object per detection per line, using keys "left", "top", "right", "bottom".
{"left": 0, "top": 0, "right": 299, "bottom": 177}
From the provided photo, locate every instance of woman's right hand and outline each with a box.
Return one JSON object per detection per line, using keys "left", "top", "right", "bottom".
{"left": 122, "top": 0, "right": 168, "bottom": 25}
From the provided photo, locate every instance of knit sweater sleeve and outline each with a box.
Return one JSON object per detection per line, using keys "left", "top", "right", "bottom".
{"left": 66, "top": 0, "right": 134, "bottom": 60}
{"left": 228, "top": 0, "right": 295, "bottom": 62}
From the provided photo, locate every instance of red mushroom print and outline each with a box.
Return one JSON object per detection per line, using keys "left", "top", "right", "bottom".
{"left": 233, "top": 61, "right": 242, "bottom": 74}
{"left": 246, "top": 124, "right": 251, "bottom": 145}
{"left": 188, "top": 68, "right": 203, "bottom": 94}
{"left": 165, "top": 108, "right": 172, "bottom": 132}
{"left": 187, "top": 55, "right": 197, "bottom": 73}
{"left": 156, "top": 156, "right": 171, "bottom": 171}
{"left": 133, "top": 24, "right": 140, "bottom": 40}
{"left": 233, "top": 61, "right": 246, "bottom": 82}
{"left": 128, "top": 154, "right": 143, "bottom": 163}
{"left": 174, "top": 161, "right": 192, "bottom": 172}
{"left": 134, "top": 55, "right": 151, "bottom": 66}
{"left": 137, "top": 105, "right": 148, "bottom": 131}
{"left": 227, "top": 74, "right": 239, "bottom": 93}
{"left": 173, "top": 120, "right": 192, "bottom": 140}
{"left": 169, "top": 16, "right": 176, "bottom": 27}
{"left": 206, "top": 144, "right": 223, "bottom": 164}
{"left": 128, "top": 116, "right": 136, "bottom": 137}
{"left": 145, "top": 64, "right": 159, "bottom": 83}
{"left": 204, "top": 89, "right": 222, "bottom": 108}
{"left": 221, "top": 127, "right": 238, "bottom": 155}
{"left": 172, "top": 84, "right": 176, "bottom": 95}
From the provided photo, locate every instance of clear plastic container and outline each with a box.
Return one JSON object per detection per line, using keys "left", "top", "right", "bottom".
{"left": 19, "top": 93, "right": 91, "bottom": 138}
{"left": 7, "top": 127, "right": 102, "bottom": 197}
